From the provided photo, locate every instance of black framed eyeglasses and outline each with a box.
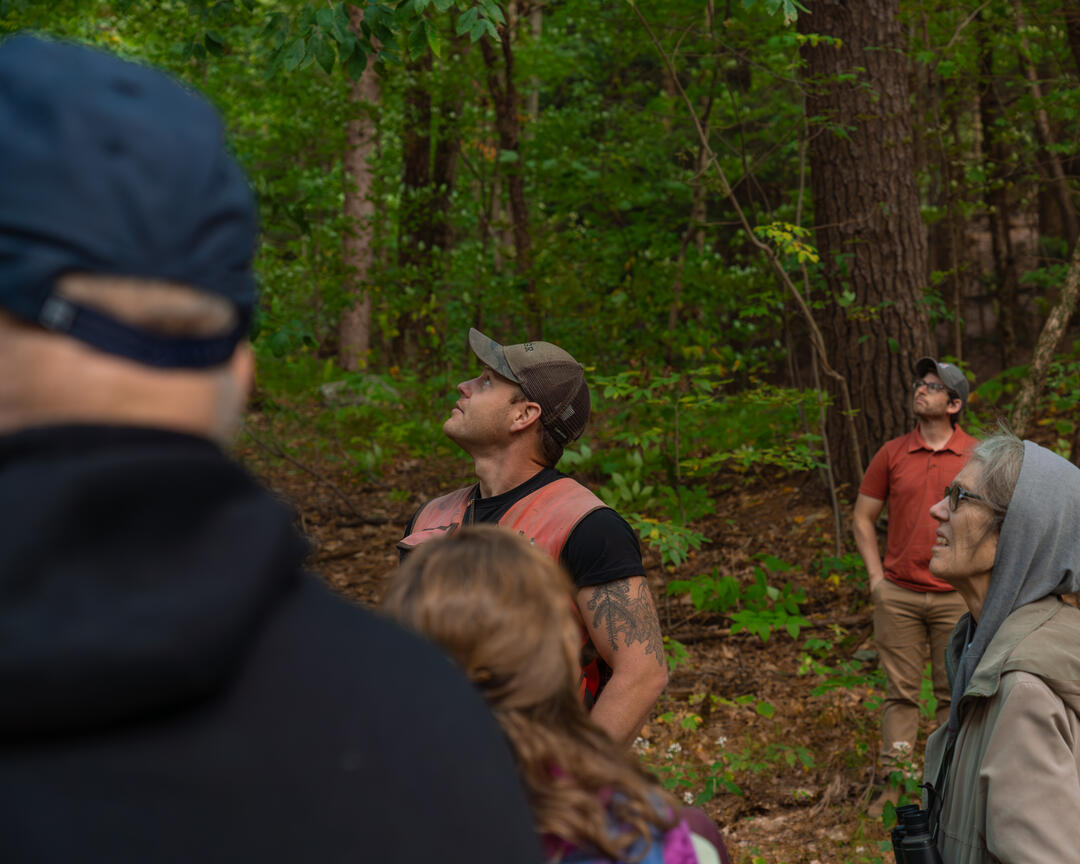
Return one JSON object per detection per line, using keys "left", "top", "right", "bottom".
{"left": 944, "top": 484, "right": 990, "bottom": 512}
{"left": 912, "top": 378, "right": 950, "bottom": 394}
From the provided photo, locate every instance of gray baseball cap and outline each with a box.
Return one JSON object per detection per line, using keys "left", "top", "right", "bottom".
{"left": 915, "top": 357, "right": 970, "bottom": 409}
{"left": 468, "top": 328, "right": 590, "bottom": 444}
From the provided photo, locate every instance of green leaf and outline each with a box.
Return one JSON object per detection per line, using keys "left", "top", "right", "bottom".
{"left": 755, "top": 700, "right": 776, "bottom": 718}
{"left": 456, "top": 7, "right": 478, "bottom": 37}
{"left": 345, "top": 43, "right": 368, "bottom": 80}
{"left": 282, "top": 36, "right": 307, "bottom": 73}
{"left": 498, "top": 149, "right": 519, "bottom": 163}
{"left": 479, "top": 0, "right": 505, "bottom": 24}
{"left": 433, "top": 0, "right": 455, "bottom": 9}
{"left": 332, "top": 2, "right": 352, "bottom": 39}
{"left": 426, "top": 21, "right": 442, "bottom": 57}
{"left": 298, "top": 4, "right": 317, "bottom": 33}
{"left": 313, "top": 33, "right": 336, "bottom": 74}
{"left": 471, "top": 19, "right": 488, "bottom": 41}
{"left": 315, "top": 7, "right": 335, "bottom": 29}
{"left": 408, "top": 20, "right": 427, "bottom": 60}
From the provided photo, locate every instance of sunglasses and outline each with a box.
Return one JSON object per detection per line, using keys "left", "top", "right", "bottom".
{"left": 944, "top": 484, "right": 990, "bottom": 512}
{"left": 912, "top": 379, "right": 951, "bottom": 395}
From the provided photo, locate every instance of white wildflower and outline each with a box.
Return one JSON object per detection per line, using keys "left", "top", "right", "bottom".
{"left": 667, "top": 742, "right": 682, "bottom": 755}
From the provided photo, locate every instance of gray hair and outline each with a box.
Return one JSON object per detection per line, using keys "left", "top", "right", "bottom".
{"left": 968, "top": 429, "right": 1025, "bottom": 520}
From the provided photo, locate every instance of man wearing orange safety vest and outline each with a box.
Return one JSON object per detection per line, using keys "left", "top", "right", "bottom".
{"left": 399, "top": 329, "right": 668, "bottom": 744}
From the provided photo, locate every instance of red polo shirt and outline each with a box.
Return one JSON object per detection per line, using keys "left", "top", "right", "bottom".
{"left": 859, "top": 425, "right": 978, "bottom": 592}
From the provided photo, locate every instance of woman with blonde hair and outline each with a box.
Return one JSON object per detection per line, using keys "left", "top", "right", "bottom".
{"left": 382, "top": 525, "right": 728, "bottom": 864}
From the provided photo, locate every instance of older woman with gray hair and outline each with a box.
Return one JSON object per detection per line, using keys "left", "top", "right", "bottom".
{"left": 922, "top": 431, "right": 1080, "bottom": 863}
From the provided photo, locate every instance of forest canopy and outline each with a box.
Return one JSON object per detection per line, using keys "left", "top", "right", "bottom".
{"left": 4, "top": 0, "right": 1080, "bottom": 487}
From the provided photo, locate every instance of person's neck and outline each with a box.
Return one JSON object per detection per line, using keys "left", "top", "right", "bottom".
{"left": 917, "top": 415, "right": 955, "bottom": 450}
{"left": 472, "top": 449, "right": 547, "bottom": 498}
{"left": 0, "top": 339, "right": 237, "bottom": 445}
{"left": 957, "top": 572, "right": 991, "bottom": 623}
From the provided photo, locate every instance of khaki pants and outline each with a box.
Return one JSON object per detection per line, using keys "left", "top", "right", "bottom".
{"left": 871, "top": 578, "right": 967, "bottom": 767}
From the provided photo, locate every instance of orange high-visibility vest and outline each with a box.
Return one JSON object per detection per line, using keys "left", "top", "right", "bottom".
{"left": 398, "top": 477, "right": 610, "bottom": 704}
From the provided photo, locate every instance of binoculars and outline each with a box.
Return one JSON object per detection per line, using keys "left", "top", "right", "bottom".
{"left": 891, "top": 804, "right": 943, "bottom": 864}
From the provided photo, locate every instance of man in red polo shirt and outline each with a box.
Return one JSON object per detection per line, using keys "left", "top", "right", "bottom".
{"left": 853, "top": 357, "right": 977, "bottom": 817}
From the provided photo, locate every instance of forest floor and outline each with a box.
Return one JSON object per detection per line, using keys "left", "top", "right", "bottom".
{"left": 236, "top": 404, "right": 953, "bottom": 864}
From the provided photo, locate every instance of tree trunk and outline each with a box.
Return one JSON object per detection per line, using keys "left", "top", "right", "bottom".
{"left": 799, "top": 1, "right": 933, "bottom": 486}
{"left": 480, "top": 4, "right": 541, "bottom": 339}
{"left": 1009, "top": 240, "right": 1080, "bottom": 436}
{"left": 394, "top": 53, "right": 434, "bottom": 364}
{"left": 338, "top": 7, "right": 380, "bottom": 371}
{"left": 977, "top": 18, "right": 1020, "bottom": 369}
{"left": 1015, "top": 0, "right": 1080, "bottom": 250}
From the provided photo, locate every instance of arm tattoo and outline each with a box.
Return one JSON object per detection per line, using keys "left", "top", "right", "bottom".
{"left": 585, "top": 579, "right": 665, "bottom": 668}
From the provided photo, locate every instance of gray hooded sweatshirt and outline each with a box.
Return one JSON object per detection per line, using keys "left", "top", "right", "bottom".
{"left": 923, "top": 441, "right": 1080, "bottom": 863}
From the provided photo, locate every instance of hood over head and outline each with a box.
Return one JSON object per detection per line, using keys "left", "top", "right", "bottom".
{"left": 947, "top": 440, "right": 1080, "bottom": 737}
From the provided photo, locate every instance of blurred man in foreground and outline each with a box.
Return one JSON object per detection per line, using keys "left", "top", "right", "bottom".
{"left": 0, "top": 34, "right": 540, "bottom": 864}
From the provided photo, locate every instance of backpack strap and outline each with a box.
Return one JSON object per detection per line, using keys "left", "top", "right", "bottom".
{"left": 396, "top": 485, "right": 475, "bottom": 552}
{"left": 497, "top": 477, "right": 607, "bottom": 560}
{"left": 496, "top": 478, "right": 611, "bottom": 704}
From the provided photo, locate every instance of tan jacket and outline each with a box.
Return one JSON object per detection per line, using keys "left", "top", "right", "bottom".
{"left": 923, "top": 596, "right": 1080, "bottom": 863}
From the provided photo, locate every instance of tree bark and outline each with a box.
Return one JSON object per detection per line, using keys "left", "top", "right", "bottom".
{"left": 394, "top": 53, "right": 434, "bottom": 364}
{"left": 338, "top": 7, "right": 380, "bottom": 371}
{"left": 799, "top": 1, "right": 933, "bottom": 485}
{"left": 480, "top": 4, "right": 541, "bottom": 339}
{"left": 977, "top": 18, "right": 1020, "bottom": 369}
{"left": 1009, "top": 240, "right": 1080, "bottom": 437}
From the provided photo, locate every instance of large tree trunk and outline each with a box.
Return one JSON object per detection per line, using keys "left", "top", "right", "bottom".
{"left": 977, "top": 18, "right": 1020, "bottom": 369}
{"left": 798, "top": 1, "right": 933, "bottom": 485}
{"left": 394, "top": 53, "right": 434, "bottom": 364}
{"left": 480, "top": 4, "right": 541, "bottom": 339}
{"left": 337, "top": 7, "right": 380, "bottom": 371}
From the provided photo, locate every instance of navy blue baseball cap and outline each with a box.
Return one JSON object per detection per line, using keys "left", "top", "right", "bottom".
{"left": 0, "top": 34, "right": 257, "bottom": 367}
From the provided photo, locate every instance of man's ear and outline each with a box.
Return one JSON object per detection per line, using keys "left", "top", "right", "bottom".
{"left": 946, "top": 397, "right": 962, "bottom": 417}
{"left": 510, "top": 399, "right": 542, "bottom": 432}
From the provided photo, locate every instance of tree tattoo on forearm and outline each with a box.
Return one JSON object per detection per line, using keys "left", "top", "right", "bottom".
{"left": 585, "top": 579, "right": 664, "bottom": 667}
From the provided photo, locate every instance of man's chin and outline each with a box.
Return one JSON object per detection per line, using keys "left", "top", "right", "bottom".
{"left": 442, "top": 421, "right": 468, "bottom": 450}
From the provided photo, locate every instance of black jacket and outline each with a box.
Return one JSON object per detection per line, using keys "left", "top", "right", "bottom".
{"left": 0, "top": 426, "right": 540, "bottom": 863}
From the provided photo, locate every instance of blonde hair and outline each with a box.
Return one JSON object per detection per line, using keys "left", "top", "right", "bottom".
{"left": 382, "top": 526, "right": 675, "bottom": 860}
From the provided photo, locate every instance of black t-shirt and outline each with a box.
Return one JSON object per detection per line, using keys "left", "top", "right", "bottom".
{"left": 403, "top": 468, "right": 643, "bottom": 589}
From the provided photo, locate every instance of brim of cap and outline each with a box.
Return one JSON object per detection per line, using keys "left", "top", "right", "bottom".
{"left": 915, "top": 357, "right": 939, "bottom": 378}
{"left": 915, "top": 356, "right": 969, "bottom": 405}
{"left": 468, "top": 328, "right": 519, "bottom": 383}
